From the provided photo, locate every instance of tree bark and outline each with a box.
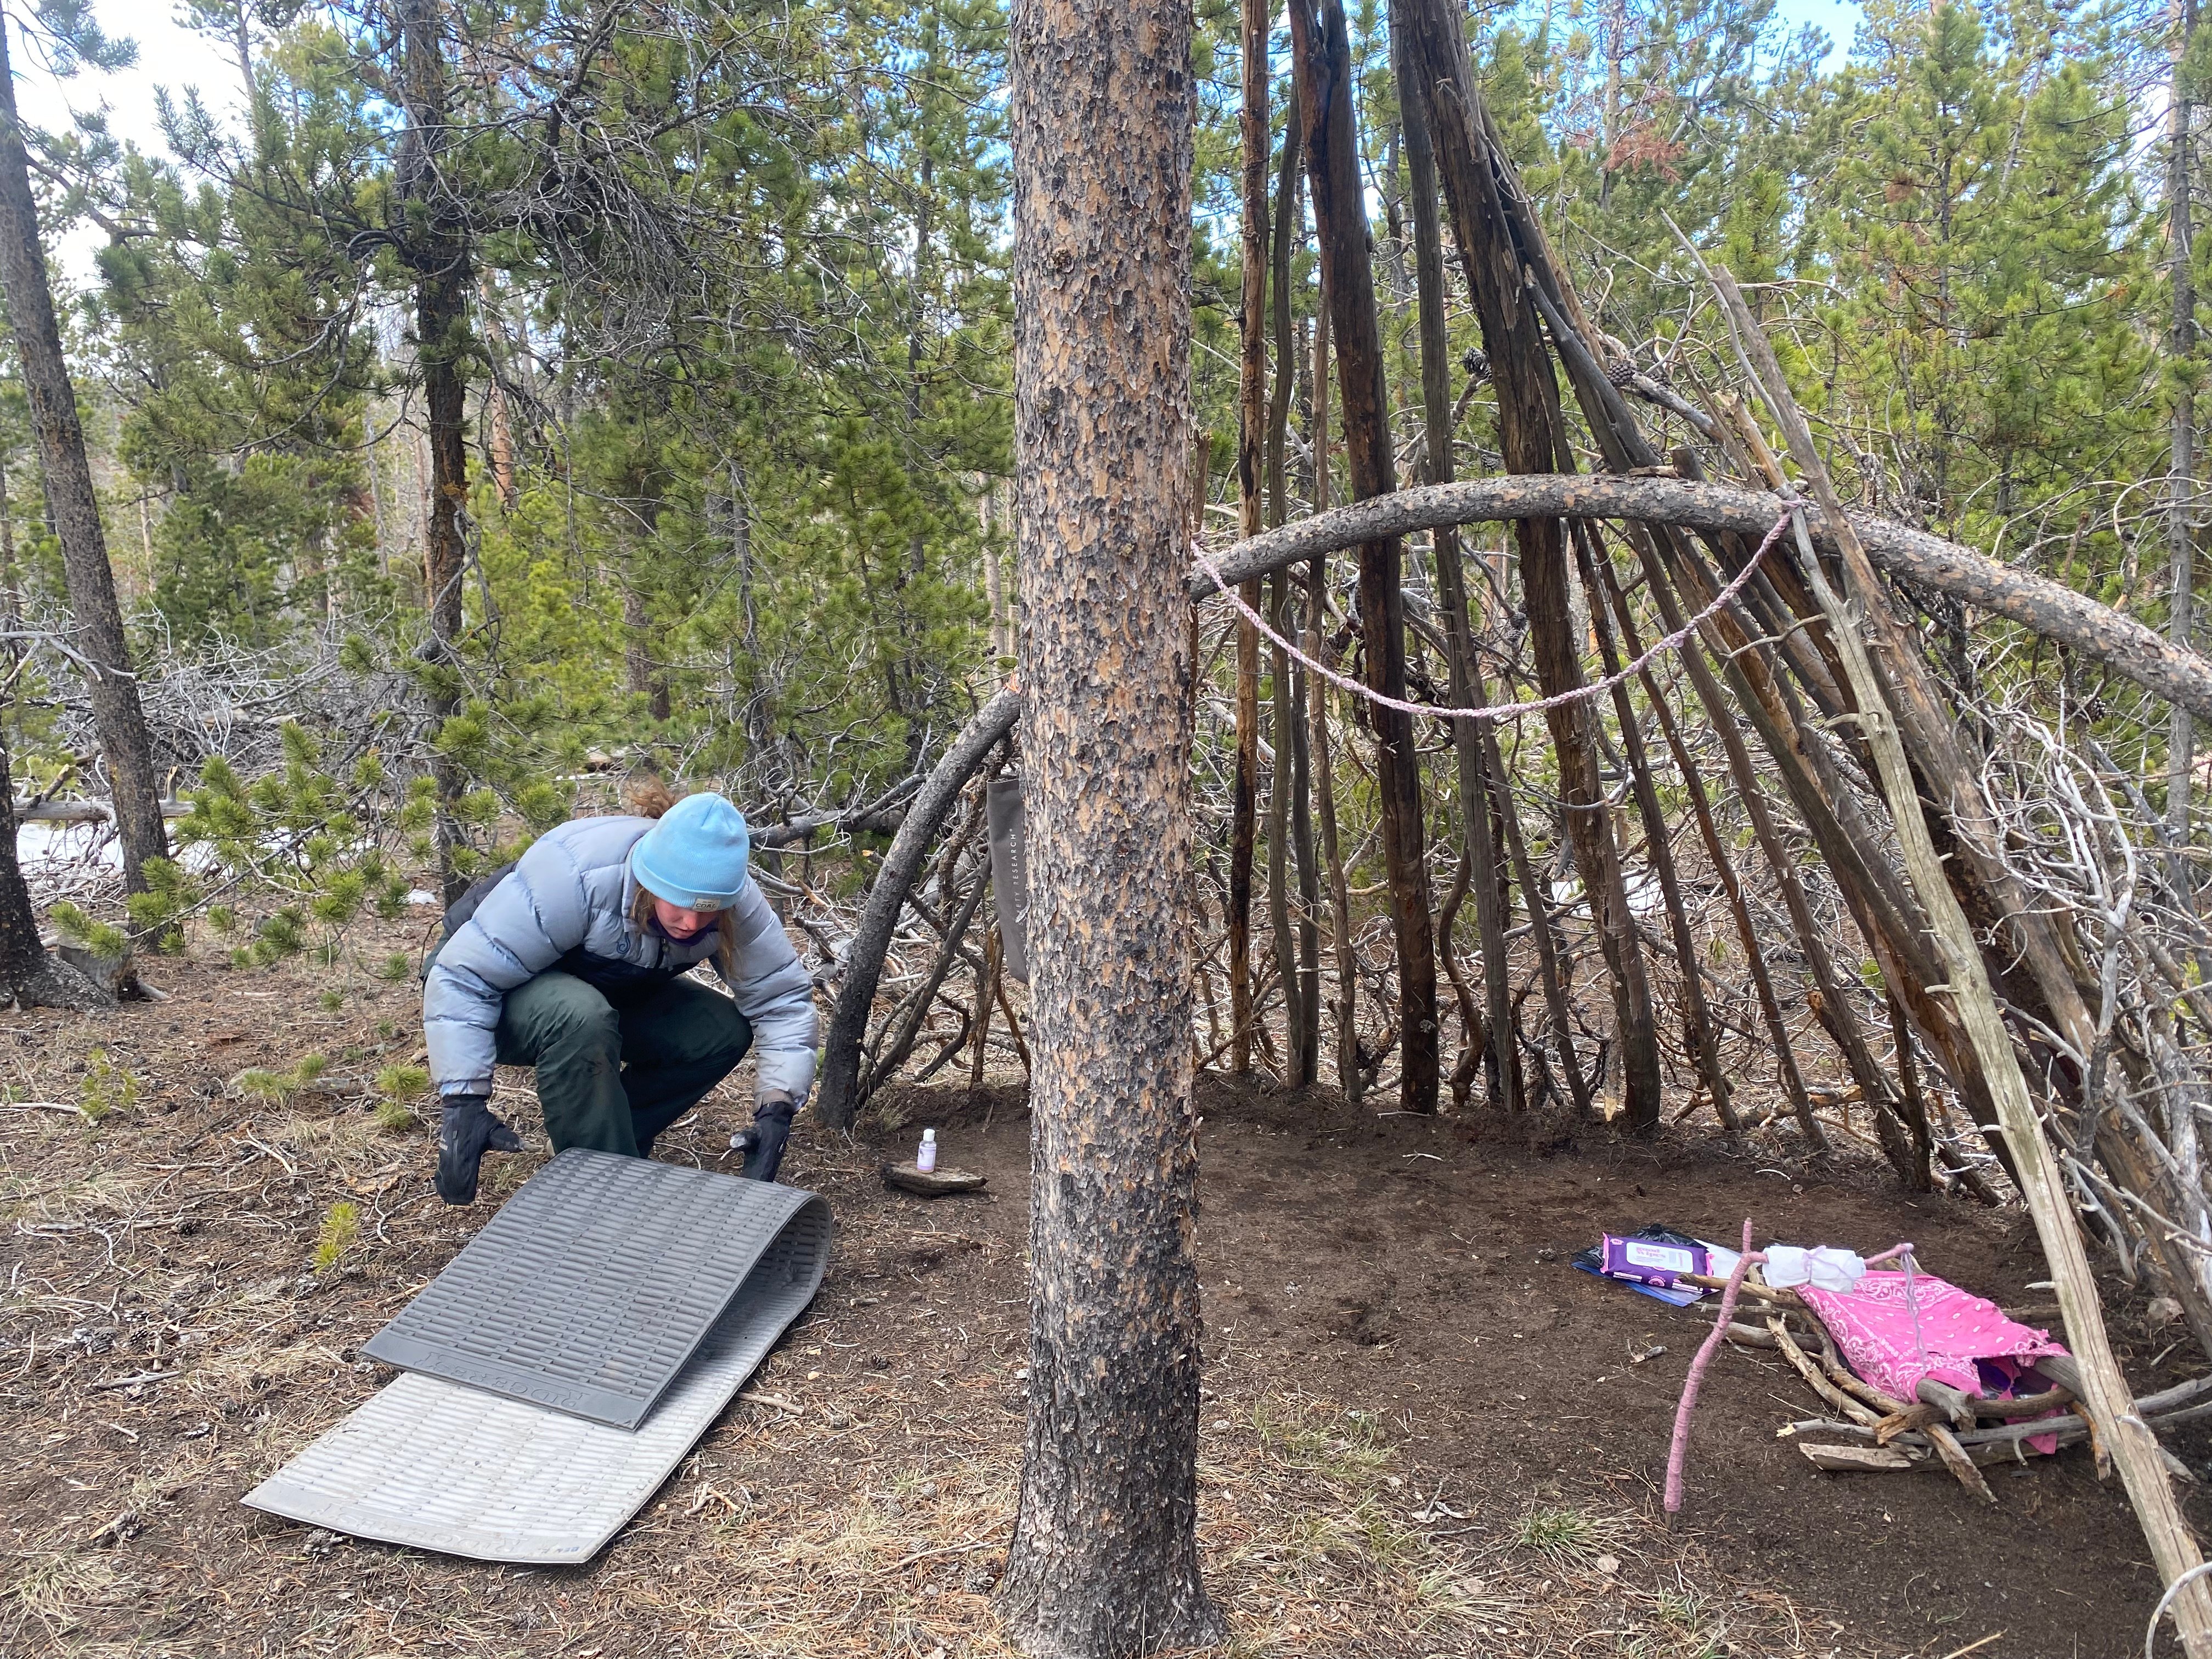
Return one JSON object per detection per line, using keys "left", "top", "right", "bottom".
{"left": 1228, "top": 0, "right": 1269, "bottom": 1076}
{"left": 394, "top": 0, "right": 473, "bottom": 904}
{"left": 1265, "top": 112, "right": 1319, "bottom": 1085}
{"left": 1290, "top": 0, "right": 1438, "bottom": 1111}
{"left": 0, "top": 19, "right": 166, "bottom": 893}
{"left": 1308, "top": 273, "right": 1361, "bottom": 1097}
{"left": 997, "top": 2, "right": 1224, "bottom": 1650}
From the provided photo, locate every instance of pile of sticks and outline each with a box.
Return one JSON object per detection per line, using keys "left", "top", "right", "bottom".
{"left": 1698, "top": 1267, "right": 2212, "bottom": 1502}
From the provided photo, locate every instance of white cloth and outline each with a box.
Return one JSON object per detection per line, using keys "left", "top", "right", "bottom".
{"left": 1763, "top": 1244, "right": 1811, "bottom": 1286}
{"left": 1760, "top": 1243, "right": 1867, "bottom": 1292}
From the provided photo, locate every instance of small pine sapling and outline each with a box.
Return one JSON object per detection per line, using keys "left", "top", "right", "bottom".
{"left": 48, "top": 901, "right": 127, "bottom": 961}
{"left": 312, "top": 1201, "right": 360, "bottom": 1275}
{"left": 78, "top": 1050, "right": 139, "bottom": 1122}
{"left": 373, "top": 1063, "right": 430, "bottom": 1133}
{"left": 234, "top": 1054, "right": 329, "bottom": 1105}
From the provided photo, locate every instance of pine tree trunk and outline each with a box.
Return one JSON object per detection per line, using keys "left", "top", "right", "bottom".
{"left": 395, "top": 0, "right": 472, "bottom": 904}
{"left": 1263, "top": 117, "right": 1317, "bottom": 1086}
{"left": 0, "top": 19, "right": 167, "bottom": 894}
{"left": 997, "top": 2, "right": 1224, "bottom": 1650}
{"left": 1290, "top": 0, "right": 1438, "bottom": 1112}
{"left": 0, "top": 726, "right": 100, "bottom": 1011}
{"left": 1308, "top": 276, "right": 1361, "bottom": 1098}
{"left": 479, "top": 274, "right": 521, "bottom": 512}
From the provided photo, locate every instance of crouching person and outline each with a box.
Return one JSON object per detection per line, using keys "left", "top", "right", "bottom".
{"left": 421, "top": 788, "right": 816, "bottom": 1203}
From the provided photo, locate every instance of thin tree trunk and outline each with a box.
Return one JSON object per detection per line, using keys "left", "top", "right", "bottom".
{"left": 1290, "top": 0, "right": 1438, "bottom": 1112}
{"left": 1395, "top": 8, "right": 1516, "bottom": 1113}
{"left": 0, "top": 19, "right": 166, "bottom": 893}
{"left": 395, "top": 0, "right": 472, "bottom": 904}
{"left": 1229, "top": 0, "right": 1268, "bottom": 1076}
{"left": 998, "top": 2, "right": 1225, "bottom": 1649}
{"left": 1306, "top": 280, "right": 1360, "bottom": 1099}
{"left": 1307, "top": 588, "right": 1359, "bottom": 1099}
{"left": 1289, "top": 653, "right": 1321, "bottom": 1084}
{"left": 1489, "top": 715, "right": 1592, "bottom": 1116}
{"left": 479, "top": 273, "right": 520, "bottom": 512}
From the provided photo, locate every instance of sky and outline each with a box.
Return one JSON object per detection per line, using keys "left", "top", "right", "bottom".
{"left": 14, "top": 1, "right": 243, "bottom": 284}
{"left": 16, "top": 0, "right": 1869, "bottom": 285}
{"left": 1772, "top": 0, "right": 1867, "bottom": 66}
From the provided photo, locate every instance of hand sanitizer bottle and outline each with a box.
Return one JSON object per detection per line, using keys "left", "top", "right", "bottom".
{"left": 917, "top": 1128, "right": 938, "bottom": 1172}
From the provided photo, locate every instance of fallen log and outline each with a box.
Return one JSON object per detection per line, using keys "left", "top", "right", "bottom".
{"left": 13, "top": 798, "right": 189, "bottom": 823}
{"left": 1186, "top": 475, "right": 2212, "bottom": 723}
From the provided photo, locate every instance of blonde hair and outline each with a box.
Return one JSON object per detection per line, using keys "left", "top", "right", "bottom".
{"left": 625, "top": 776, "right": 680, "bottom": 819}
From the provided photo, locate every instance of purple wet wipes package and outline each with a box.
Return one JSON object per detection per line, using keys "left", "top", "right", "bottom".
{"left": 1599, "top": 1233, "right": 1707, "bottom": 1288}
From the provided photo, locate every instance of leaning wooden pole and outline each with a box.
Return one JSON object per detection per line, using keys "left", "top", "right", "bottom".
{"left": 1570, "top": 522, "right": 1737, "bottom": 1135}
{"left": 1724, "top": 280, "right": 2212, "bottom": 1653}
{"left": 1395, "top": 3, "right": 1516, "bottom": 1114}
{"left": 1290, "top": 0, "right": 1439, "bottom": 1110}
{"left": 1192, "top": 475, "right": 2212, "bottom": 721}
{"left": 815, "top": 687, "right": 1023, "bottom": 1131}
{"left": 1227, "top": 0, "right": 1268, "bottom": 1076}
{"left": 1395, "top": 0, "right": 1660, "bottom": 1125}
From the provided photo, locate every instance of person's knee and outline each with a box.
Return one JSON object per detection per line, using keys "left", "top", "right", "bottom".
{"left": 702, "top": 998, "right": 754, "bottom": 1068}
{"left": 539, "top": 995, "right": 622, "bottom": 1060}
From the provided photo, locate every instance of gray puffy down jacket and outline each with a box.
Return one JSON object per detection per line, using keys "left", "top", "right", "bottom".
{"left": 422, "top": 814, "right": 817, "bottom": 1105}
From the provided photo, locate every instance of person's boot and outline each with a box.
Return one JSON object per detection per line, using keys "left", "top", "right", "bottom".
{"left": 436, "top": 1094, "right": 525, "bottom": 1204}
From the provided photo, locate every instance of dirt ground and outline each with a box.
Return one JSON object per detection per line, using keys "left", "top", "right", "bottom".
{"left": 3, "top": 932, "right": 2204, "bottom": 1658}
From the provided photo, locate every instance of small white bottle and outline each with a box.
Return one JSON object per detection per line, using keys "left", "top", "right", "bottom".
{"left": 916, "top": 1128, "right": 939, "bottom": 1173}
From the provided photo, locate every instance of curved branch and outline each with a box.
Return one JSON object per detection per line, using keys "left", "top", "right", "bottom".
{"left": 813, "top": 686, "right": 1022, "bottom": 1130}
{"left": 1189, "top": 475, "right": 2212, "bottom": 722}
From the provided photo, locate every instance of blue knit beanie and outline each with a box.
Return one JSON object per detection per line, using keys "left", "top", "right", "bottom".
{"left": 630, "top": 792, "right": 752, "bottom": 911}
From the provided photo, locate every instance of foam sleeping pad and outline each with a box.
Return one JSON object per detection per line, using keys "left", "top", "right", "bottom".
{"left": 244, "top": 1149, "right": 832, "bottom": 1562}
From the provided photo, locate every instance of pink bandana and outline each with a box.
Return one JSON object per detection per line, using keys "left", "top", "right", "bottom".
{"left": 1798, "top": 1269, "right": 2069, "bottom": 1437}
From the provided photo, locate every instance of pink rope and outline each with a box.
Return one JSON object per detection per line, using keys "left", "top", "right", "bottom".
{"left": 1665, "top": 1219, "right": 1758, "bottom": 1515}
{"left": 1194, "top": 510, "right": 1795, "bottom": 723}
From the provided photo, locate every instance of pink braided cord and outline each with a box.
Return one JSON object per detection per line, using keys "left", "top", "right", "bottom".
{"left": 1194, "top": 509, "right": 1793, "bottom": 723}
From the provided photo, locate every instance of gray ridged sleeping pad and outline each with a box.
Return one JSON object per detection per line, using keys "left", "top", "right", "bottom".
{"left": 244, "top": 1150, "right": 832, "bottom": 1563}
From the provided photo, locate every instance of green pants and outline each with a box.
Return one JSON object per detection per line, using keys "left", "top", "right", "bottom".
{"left": 494, "top": 972, "right": 754, "bottom": 1158}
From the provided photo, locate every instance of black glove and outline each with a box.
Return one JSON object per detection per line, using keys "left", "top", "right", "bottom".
{"left": 730, "top": 1093, "right": 797, "bottom": 1183}
{"left": 435, "top": 1093, "right": 524, "bottom": 1205}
